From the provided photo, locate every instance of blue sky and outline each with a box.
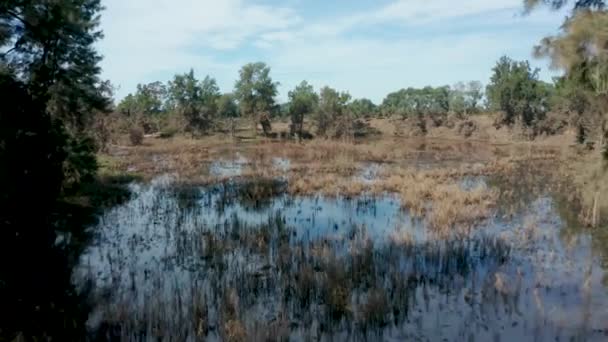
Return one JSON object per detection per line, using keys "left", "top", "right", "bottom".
{"left": 98, "top": 0, "right": 569, "bottom": 103}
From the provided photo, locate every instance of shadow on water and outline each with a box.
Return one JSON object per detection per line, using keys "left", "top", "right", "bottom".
{"left": 0, "top": 175, "right": 136, "bottom": 341}
{"left": 73, "top": 169, "right": 608, "bottom": 341}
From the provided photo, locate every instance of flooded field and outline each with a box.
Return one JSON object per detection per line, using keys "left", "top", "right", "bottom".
{"left": 74, "top": 141, "right": 608, "bottom": 341}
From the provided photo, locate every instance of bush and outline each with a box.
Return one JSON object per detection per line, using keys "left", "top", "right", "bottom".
{"left": 160, "top": 127, "right": 178, "bottom": 139}
{"left": 129, "top": 127, "right": 144, "bottom": 146}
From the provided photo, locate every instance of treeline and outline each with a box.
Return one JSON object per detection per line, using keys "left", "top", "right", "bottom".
{"left": 107, "top": 63, "right": 493, "bottom": 142}
{"left": 107, "top": 53, "right": 577, "bottom": 143}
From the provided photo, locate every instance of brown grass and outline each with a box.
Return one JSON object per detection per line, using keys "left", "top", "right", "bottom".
{"left": 100, "top": 130, "right": 587, "bottom": 232}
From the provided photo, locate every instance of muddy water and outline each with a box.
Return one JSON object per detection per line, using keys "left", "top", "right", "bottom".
{"left": 74, "top": 152, "right": 608, "bottom": 341}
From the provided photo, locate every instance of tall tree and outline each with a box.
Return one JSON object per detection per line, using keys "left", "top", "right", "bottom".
{"left": 117, "top": 81, "right": 167, "bottom": 116}
{"left": 234, "top": 62, "right": 278, "bottom": 135}
{"left": 348, "top": 98, "right": 377, "bottom": 118}
{"left": 449, "top": 81, "right": 484, "bottom": 116}
{"left": 288, "top": 81, "right": 318, "bottom": 139}
{"left": 381, "top": 86, "right": 451, "bottom": 119}
{"left": 527, "top": 0, "right": 608, "bottom": 142}
{"left": 168, "top": 70, "right": 219, "bottom": 134}
{"left": 1, "top": 1, "right": 107, "bottom": 339}
{"left": 217, "top": 93, "right": 239, "bottom": 118}
{"left": 1, "top": 0, "right": 109, "bottom": 188}
{"left": 1, "top": 0, "right": 109, "bottom": 131}
{"left": 486, "top": 56, "right": 550, "bottom": 126}
{"left": 315, "top": 86, "right": 351, "bottom": 136}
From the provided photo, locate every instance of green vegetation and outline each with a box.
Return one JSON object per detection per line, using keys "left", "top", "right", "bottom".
{"left": 288, "top": 81, "right": 318, "bottom": 138}
{"left": 381, "top": 86, "right": 450, "bottom": 119}
{"left": 167, "top": 70, "right": 220, "bottom": 135}
{"left": 315, "top": 86, "right": 352, "bottom": 137}
{"left": 528, "top": 0, "right": 608, "bottom": 147}
{"left": 486, "top": 56, "right": 553, "bottom": 127}
{"left": 3, "top": 0, "right": 608, "bottom": 340}
{"left": 89, "top": 1, "right": 606, "bottom": 147}
{"left": 234, "top": 62, "right": 279, "bottom": 135}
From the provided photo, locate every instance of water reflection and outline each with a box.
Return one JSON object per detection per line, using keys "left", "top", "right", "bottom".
{"left": 74, "top": 175, "right": 608, "bottom": 341}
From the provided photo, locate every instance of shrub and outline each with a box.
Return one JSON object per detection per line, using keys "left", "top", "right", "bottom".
{"left": 129, "top": 127, "right": 144, "bottom": 146}
{"left": 159, "top": 127, "right": 178, "bottom": 139}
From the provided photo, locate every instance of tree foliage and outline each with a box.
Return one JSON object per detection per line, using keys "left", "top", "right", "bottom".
{"left": 1, "top": 0, "right": 109, "bottom": 190}
{"left": 216, "top": 93, "right": 239, "bottom": 118}
{"left": 117, "top": 81, "right": 167, "bottom": 116}
{"left": 234, "top": 62, "right": 278, "bottom": 134}
{"left": 348, "top": 98, "right": 378, "bottom": 118}
{"left": 288, "top": 81, "right": 318, "bottom": 138}
{"left": 486, "top": 56, "right": 551, "bottom": 126}
{"left": 1, "top": 0, "right": 110, "bottom": 131}
{"left": 381, "top": 86, "right": 450, "bottom": 118}
{"left": 1, "top": 1, "right": 108, "bottom": 339}
{"left": 167, "top": 70, "right": 219, "bottom": 134}
{"left": 527, "top": 1, "right": 608, "bottom": 144}
{"left": 315, "top": 86, "right": 352, "bottom": 136}
{"left": 449, "top": 81, "right": 484, "bottom": 115}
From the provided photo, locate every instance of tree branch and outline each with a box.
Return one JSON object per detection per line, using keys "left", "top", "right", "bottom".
{"left": 5, "top": 9, "right": 30, "bottom": 28}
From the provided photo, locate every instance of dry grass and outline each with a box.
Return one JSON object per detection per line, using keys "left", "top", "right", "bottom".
{"left": 564, "top": 151, "right": 608, "bottom": 227}
{"left": 100, "top": 131, "right": 585, "bottom": 233}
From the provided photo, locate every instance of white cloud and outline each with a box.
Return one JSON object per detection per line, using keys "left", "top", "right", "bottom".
{"left": 98, "top": 0, "right": 566, "bottom": 102}
{"left": 98, "top": 0, "right": 299, "bottom": 96}
{"left": 371, "top": 0, "right": 517, "bottom": 23}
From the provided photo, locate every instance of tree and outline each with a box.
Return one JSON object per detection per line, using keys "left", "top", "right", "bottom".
{"left": 217, "top": 93, "right": 239, "bottom": 118}
{"left": 449, "top": 81, "right": 484, "bottom": 116}
{"left": 117, "top": 81, "right": 166, "bottom": 116}
{"left": 216, "top": 93, "right": 239, "bottom": 136}
{"left": 1, "top": 1, "right": 107, "bottom": 339}
{"left": 234, "top": 62, "right": 279, "bottom": 135}
{"left": 288, "top": 81, "right": 318, "bottom": 139}
{"left": 534, "top": 8, "right": 608, "bottom": 142}
{"left": 315, "top": 86, "right": 351, "bottom": 136}
{"left": 486, "top": 56, "right": 550, "bottom": 126}
{"left": 116, "top": 81, "right": 167, "bottom": 133}
{"left": 1, "top": 0, "right": 110, "bottom": 131}
{"left": 1, "top": 0, "right": 109, "bottom": 189}
{"left": 380, "top": 86, "right": 450, "bottom": 121}
{"left": 348, "top": 98, "right": 378, "bottom": 118}
{"left": 168, "top": 70, "right": 219, "bottom": 134}
{"left": 467, "top": 81, "right": 484, "bottom": 112}
{"left": 200, "top": 75, "right": 220, "bottom": 115}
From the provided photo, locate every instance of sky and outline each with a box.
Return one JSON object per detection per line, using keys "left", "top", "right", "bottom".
{"left": 98, "top": 0, "right": 570, "bottom": 104}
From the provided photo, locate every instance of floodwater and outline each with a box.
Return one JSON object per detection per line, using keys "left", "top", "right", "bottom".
{"left": 72, "top": 147, "right": 608, "bottom": 341}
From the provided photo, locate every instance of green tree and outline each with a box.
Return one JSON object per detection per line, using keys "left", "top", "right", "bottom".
{"left": 1, "top": 1, "right": 107, "bottom": 339}
{"left": 1, "top": 0, "right": 109, "bottom": 188}
{"left": 537, "top": 10, "right": 608, "bottom": 141}
{"left": 1, "top": 0, "right": 109, "bottom": 131}
{"left": 168, "top": 70, "right": 219, "bottom": 134}
{"left": 117, "top": 81, "right": 166, "bottom": 116}
{"left": 381, "top": 86, "right": 450, "bottom": 121}
{"left": 288, "top": 81, "right": 318, "bottom": 138}
{"left": 217, "top": 93, "right": 239, "bottom": 118}
{"left": 486, "top": 56, "right": 550, "bottom": 126}
{"left": 348, "top": 98, "right": 378, "bottom": 118}
{"left": 449, "top": 81, "right": 484, "bottom": 116}
{"left": 234, "top": 62, "right": 279, "bottom": 135}
{"left": 315, "top": 86, "right": 351, "bottom": 136}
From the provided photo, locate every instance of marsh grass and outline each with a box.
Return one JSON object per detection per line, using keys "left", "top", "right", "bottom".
{"left": 75, "top": 133, "right": 608, "bottom": 340}
{"left": 99, "top": 134, "right": 577, "bottom": 234}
